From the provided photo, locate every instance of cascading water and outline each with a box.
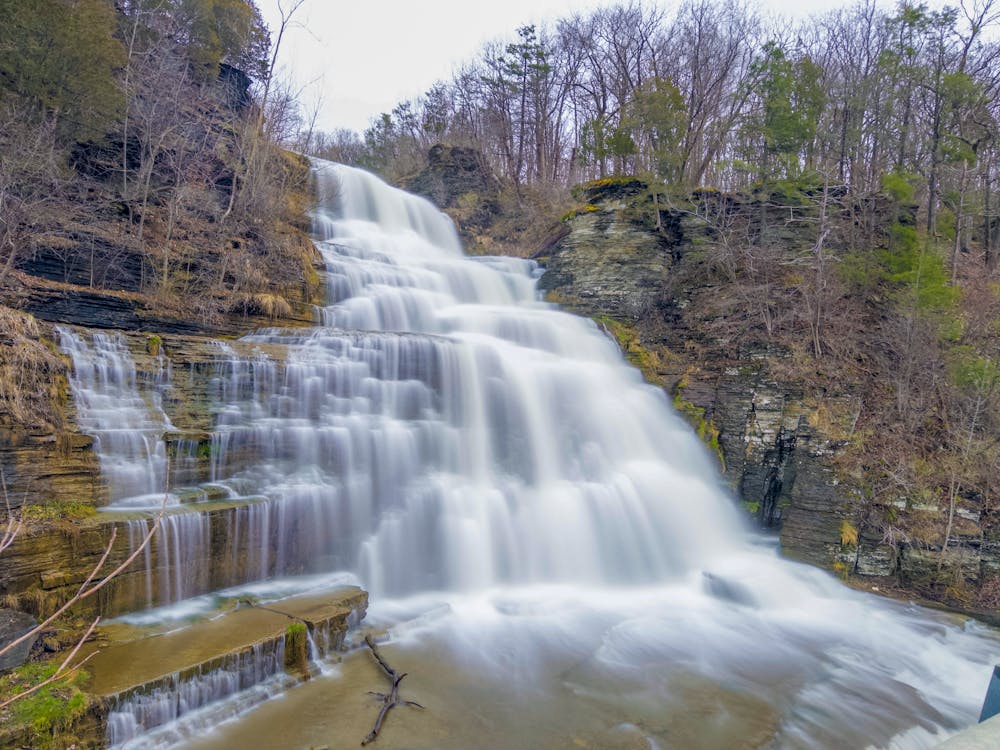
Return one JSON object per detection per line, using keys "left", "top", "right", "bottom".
{"left": 203, "top": 162, "right": 739, "bottom": 597}
{"left": 59, "top": 328, "right": 174, "bottom": 507}
{"left": 69, "top": 160, "right": 1000, "bottom": 749}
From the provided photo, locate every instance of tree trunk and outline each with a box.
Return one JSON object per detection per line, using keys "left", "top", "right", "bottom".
{"left": 952, "top": 160, "right": 968, "bottom": 284}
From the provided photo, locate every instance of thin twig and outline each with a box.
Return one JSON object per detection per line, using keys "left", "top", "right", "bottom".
{"left": 0, "top": 470, "right": 23, "bottom": 556}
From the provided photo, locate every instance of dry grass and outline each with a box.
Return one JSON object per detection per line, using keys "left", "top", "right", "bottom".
{"left": 975, "top": 574, "right": 1000, "bottom": 611}
{"left": 227, "top": 292, "right": 293, "bottom": 320}
{"left": 0, "top": 307, "right": 66, "bottom": 431}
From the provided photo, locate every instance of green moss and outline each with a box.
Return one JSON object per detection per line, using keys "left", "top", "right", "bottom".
{"left": 145, "top": 335, "right": 162, "bottom": 357}
{"left": 741, "top": 501, "right": 760, "bottom": 515}
{"left": 593, "top": 316, "right": 725, "bottom": 469}
{"left": 572, "top": 176, "right": 647, "bottom": 203}
{"left": 284, "top": 621, "right": 309, "bottom": 676}
{"left": 2, "top": 662, "right": 93, "bottom": 745}
{"left": 582, "top": 176, "right": 641, "bottom": 189}
{"left": 593, "top": 315, "right": 663, "bottom": 386}
{"left": 560, "top": 204, "right": 601, "bottom": 222}
{"left": 21, "top": 501, "right": 97, "bottom": 523}
{"left": 672, "top": 372, "right": 726, "bottom": 470}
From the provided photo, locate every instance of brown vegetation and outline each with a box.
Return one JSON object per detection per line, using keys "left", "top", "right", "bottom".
{"left": 0, "top": 308, "right": 67, "bottom": 432}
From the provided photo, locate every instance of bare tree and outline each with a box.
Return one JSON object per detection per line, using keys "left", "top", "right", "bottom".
{"left": 0, "top": 109, "right": 63, "bottom": 285}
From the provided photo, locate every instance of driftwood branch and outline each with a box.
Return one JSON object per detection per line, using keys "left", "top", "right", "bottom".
{"left": 361, "top": 634, "right": 423, "bottom": 746}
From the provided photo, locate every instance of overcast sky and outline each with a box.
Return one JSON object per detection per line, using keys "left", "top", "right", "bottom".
{"left": 252, "top": 0, "right": 917, "bottom": 135}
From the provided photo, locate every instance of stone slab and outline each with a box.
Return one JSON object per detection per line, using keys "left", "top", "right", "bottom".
{"left": 85, "top": 586, "right": 366, "bottom": 697}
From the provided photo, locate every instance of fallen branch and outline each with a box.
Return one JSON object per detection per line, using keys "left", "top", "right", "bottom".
{"left": 361, "top": 634, "right": 423, "bottom": 746}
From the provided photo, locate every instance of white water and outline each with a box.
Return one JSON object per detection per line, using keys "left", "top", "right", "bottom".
{"left": 268, "top": 160, "right": 1000, "bottom": 746}
{"left": 59, "top": 328, "right": 176, "bottom": 507}
{"left": 107, "top": 641, "right": 291, "bottom": 749}
{"left": 66, "top": 161, "right": 1000, "bottom": 748}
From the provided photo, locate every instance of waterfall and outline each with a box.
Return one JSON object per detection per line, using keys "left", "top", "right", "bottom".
{"left": 106, "top": 639, "right": 289, "bottom": 749}
{"left": 63, "top": 160, "right": 1000, "bottom": 749}
{"left": 59, "top": 328, "right": 175, "bottom": 507}
{"left": 199, "top": 161, "right": 737, "bottom": 597}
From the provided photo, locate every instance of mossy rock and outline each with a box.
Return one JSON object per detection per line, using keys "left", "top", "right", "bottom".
{"left": 573, "top": 176, "right": 647, "bottom": 204}
{"left": 0, "top": 662, "right": 101, "bottom": 750}
{"left": 284, "top": 622, "right": 309, "bottom": 677}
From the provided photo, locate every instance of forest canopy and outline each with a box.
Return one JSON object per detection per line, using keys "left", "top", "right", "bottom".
{"left": 313, "top": 0, "right": 999, "bottom": 262}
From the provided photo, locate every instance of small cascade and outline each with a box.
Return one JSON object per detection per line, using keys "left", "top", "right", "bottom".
{"left": 90, "top": 587, "right": 366, "bottom": 750}
{"left": 155, "top": 514, "right": 212, "bottom": 605}
{"left": 58, "top": 328, "right": 175, "bottom": 507}
{"left": 118, "top": 513, "right": 212, "bottom": 609}
{"left": 125, "top": 520, "right": 154, "bottom": 609}
{"left": 105, "top": 639, "right": 287, "bottom": 748}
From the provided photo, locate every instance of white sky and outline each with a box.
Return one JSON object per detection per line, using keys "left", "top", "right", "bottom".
{"left": 253, "top": 0, "right": 902, "bottom": 135}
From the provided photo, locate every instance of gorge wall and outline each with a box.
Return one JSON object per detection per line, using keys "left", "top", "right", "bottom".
{"left": 519, "top": 177, "right": 999, "bottom": 616}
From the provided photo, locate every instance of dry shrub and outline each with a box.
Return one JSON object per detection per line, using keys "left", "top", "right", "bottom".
{"left": 227, "top": 292, "right": 293, "bottom": 320}
{"left": 976, "top": 574, "right": 1000, "bottom": 611}
{"left": 0, "top": 307, "right": 65, "bottom": 431}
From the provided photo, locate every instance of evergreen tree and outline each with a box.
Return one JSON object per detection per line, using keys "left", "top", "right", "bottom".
{"left": 0, "top": 0, "right": 125, "bottom": 141}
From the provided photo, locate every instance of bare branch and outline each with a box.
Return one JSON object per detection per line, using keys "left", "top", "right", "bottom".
{"left": 361, "top": 634, "right": 424, "bottom": 745}
{"left": 0, "top": 491, "right": 167, "bottom": 664}
{"left": 0, "top": 470, "right": 23, "bottom": 556}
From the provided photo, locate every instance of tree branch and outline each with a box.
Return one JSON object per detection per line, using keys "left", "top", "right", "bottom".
{"left": 361, "top": 634, "right": 424, "bottom": 745}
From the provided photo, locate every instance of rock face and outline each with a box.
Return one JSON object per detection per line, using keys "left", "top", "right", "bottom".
{"left": 401, "top": 144, "right": 503, "bottom": 252}
{"left": 536, "top": 179, "right": 1000, "bottom": 604}
{"left": 0, "top": 609, "right": 38, "bottom": 672}
{"left": 537, "top": 195, "right": 671, "bottom": 320}
{"left": 402, "top": 144, "right": 501, "bottom": 215}
{"left": 538, "top": 181, "right": 895, "bottom": 575}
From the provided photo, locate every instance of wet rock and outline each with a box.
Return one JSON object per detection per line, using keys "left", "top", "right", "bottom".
{"left": 702, "top": 572, "right": 757, "bottom": 607}
{"left": 900, "top": 546, "right": 982, "bottom": 586}
{"left": 538, "top": 202, "right": 672, "bottom": 321}
{"left": 85, "top": 588, "right": 367, "bottom": 743}
{"left": 854, "top": 534, "right": 898, "bottom": 577}
{"left": 0, "top": 608, "right": 39, "bottom": 671}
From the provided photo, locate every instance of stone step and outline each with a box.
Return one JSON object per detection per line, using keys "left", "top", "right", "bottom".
{"left": 85, "top": 586, "right": 367, "bottom": 747}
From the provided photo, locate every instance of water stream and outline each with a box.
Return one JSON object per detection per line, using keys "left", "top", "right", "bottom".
{"left": 65, "top": 161, "right": 1000, "bottom": 749}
